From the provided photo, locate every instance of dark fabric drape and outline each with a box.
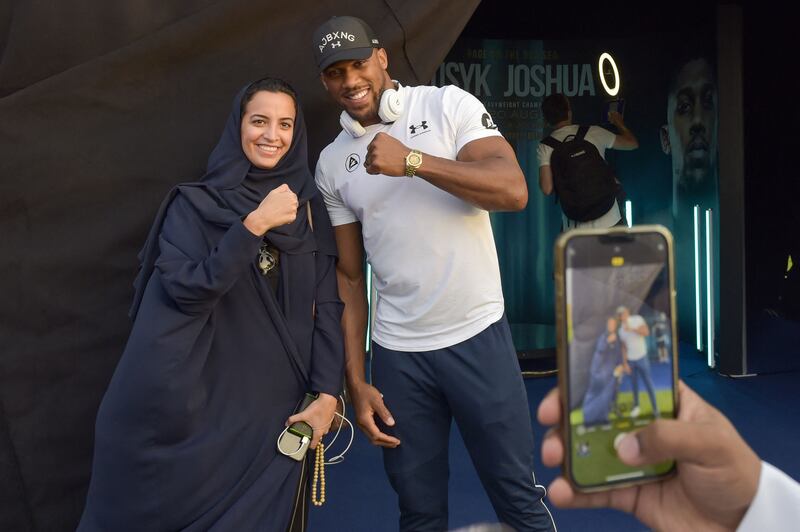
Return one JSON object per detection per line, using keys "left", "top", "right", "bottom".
{"left": 0, "top": 1, "right": 480, "bottom": 530}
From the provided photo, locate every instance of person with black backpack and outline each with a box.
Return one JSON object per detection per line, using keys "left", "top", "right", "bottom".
{"left": 538, "top": 93, "right": 638, "bottom": 229}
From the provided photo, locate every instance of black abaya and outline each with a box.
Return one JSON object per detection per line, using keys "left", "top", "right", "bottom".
{"left": 78, "top": 83, "right": 344, "bottom": 531}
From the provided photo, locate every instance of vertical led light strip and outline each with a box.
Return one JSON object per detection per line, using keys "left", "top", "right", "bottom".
{"left": 693, "top": 205, "right": 703, "bottom": 352}
{"left": 365, "top": 262, "right": 373, "bottom": 352}
{"left": 625, "top": 200, "right": 632, "bottom": 227}
{"left": 705, "top": 209, "right": 715, "bottom": 368}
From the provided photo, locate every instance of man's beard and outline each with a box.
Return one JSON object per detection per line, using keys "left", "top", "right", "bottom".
{"left": 678, "top": 136, "right": 715, "bottom": 191}
{"left": 343, "top": 93, "right": 380, "bottom": 123}
{"left": 680, "top": 159, "right": 710, "bottom": 187}
{"left": 677, "top": 159, "right": 717, "bottom": 202}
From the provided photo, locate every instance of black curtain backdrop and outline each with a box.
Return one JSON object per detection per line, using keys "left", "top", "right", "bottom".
{"left": 0, "top": 1, "right": 479, "bottom": 529}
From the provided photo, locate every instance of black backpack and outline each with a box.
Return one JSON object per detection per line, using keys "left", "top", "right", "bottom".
{"left": 540, "top": 125, "right": 619, "bottom": 222}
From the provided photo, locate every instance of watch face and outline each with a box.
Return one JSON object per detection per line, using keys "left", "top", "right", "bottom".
{"left": 408, "top": 152, "right": 422, "bottom": 167}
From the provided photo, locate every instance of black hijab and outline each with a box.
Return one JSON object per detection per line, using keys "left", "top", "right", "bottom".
{"left": 204, "top": 82, "right": 317, "bottom": 253}
{"left": 129, "top": 80, "right": 336, "bottom": 328}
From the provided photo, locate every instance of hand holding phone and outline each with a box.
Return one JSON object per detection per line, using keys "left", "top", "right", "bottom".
{"left": 554, "top": 225, "right": 678, "bottom": 491}
{"left": 537, "top": 381, "right": 761, "bottom": 532}
{"left": 277, "top": 393, "right": 318, "bottom": 461}
{"left": 287, "top": 392, "right": 340, "bottom": 450}
{"left": 287, "top": 393, "right": 318, "bottom": 439}
{"left": 604, "top": 98, "right": 626, "bottom": 124}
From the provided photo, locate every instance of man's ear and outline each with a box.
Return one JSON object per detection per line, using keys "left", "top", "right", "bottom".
{"left": 319, "top": 74, "right": 328, "bottom": 91}
{"left": 377, "top": 48, "right": 388, "bottom": 70}
{"left": 660, "top": 125, "right": 671, "bottom": 155}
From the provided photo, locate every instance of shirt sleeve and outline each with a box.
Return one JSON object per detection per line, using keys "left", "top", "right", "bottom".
{"left": 442, "top": 85, "right": 503, "bottom": 154}
{"left": 590, "top": 125, "right": 617, "bottom": 150}
{"left": 156, "top": 195, "right": 262, "bottom": 316}
{"left": 737, "top": 461, "right": 800, "bottom": 531}
{"left": 314, "top": 156, "right": 358, "bottom": 226}
{"left": 310, "top": 252, "right": 345, "bottom": 396}
{"left": 537, "top": 141, "right": 553, "bottom": 167}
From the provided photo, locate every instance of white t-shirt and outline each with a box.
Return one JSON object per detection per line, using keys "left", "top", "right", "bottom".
{"left": 537, "top": 124, "right": 621, "bottom": 228}
{"left": 315, "top": 84, "right": 505, "bottom": 352}
{"left": 619, "top": 314, "right": 648, "bottom": 361}
{"left": 738, "top": 461, "right": 800, "bottom": 531}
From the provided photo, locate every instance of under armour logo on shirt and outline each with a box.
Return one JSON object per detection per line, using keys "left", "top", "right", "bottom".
{"left": 409, "top": 121, "right": 428, "bottom": 135}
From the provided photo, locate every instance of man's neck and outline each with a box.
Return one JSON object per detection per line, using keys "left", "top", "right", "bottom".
{"left": 360, "top": 114, "right": 382, "bottom": 127}
{"left": 553, "top": 119, "right": 572, "bottom": 129}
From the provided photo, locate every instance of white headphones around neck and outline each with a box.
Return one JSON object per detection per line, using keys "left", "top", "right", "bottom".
{"left": 339, "top": 82, "right": 403, "bottom": 138}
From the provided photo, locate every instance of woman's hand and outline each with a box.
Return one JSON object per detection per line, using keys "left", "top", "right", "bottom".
{"left": 243, "top": 184, "right": 298, "bottom": 236}
{"left": 286, "top": 393, "right": 339, "bottom": 449}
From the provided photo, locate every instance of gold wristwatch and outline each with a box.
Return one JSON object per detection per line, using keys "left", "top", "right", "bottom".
{"left": 404, "top": 149, "right": 422, "bottom": 178}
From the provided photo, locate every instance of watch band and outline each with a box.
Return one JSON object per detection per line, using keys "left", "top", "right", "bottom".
{"left": 405, "top": 149, "right": 422, "bottom": 178}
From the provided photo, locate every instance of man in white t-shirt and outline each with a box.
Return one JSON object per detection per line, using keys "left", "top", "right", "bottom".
{"left": 312, "top": 15, "right": 555, "bottom": 532}
{"left": 537, "top": 93, "right": 638, "bottom": 229}
{"left": 617, "top": 306, "right": 659, "bottom": 418}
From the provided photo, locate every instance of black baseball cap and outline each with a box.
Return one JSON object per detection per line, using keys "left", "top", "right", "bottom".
{"left": 313, "top": 16, "right": 381, "bottom": 72}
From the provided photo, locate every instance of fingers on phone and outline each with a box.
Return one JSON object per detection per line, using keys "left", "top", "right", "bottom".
{"left": 541, "top": 427, "right": 564, "bottom": 467}
{"left": 547, "top": 477, "right": 580, "bottom": 508}
{"left": 548, "top": 477, "right": 617, "bottom": 510}
{"left": 537, "top": 387, "right": 561, "bottom": 425}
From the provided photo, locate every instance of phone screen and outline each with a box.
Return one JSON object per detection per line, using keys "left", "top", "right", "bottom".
{"left": 561, "top": 229, "right": 677, "bottom": 488}
{"left": 603, "top": 98, "right": 625, "bottom": 123}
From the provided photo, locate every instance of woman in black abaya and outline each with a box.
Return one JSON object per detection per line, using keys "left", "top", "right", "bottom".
{"left": 79, "top": 78, "right": 344, "bottom": 531}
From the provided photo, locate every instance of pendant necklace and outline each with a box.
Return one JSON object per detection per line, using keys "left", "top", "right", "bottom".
{"left": 258, "top": 241, "right": 278, "bottom": 275}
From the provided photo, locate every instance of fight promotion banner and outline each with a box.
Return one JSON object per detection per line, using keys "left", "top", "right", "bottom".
{"left": 433, "top": 38, "right": 720, "bottom": 356}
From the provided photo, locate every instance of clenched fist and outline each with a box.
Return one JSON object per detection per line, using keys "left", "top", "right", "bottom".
{"left": 364, "top": 132, "right": 415, "bottom": 177}
{"left": 244, "top": 184, "right": 298, "bottom": 236}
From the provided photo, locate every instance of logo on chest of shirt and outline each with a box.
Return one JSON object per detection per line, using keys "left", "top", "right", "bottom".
{"left": 345, "top": 153, "right": 361, "bottom": 173}
{"left": 408, "top": 120, "right": 430, "bottom": 138}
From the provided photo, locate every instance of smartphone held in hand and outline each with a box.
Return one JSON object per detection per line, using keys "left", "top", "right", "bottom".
{"left": 277, "top": 393, "right": 318, "bottom": 461}
{"left": 554, "top": 225, "right": 679, "bottom": 491}
{"left": 603, "top": 98, "right": 626, "bottom": 122}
